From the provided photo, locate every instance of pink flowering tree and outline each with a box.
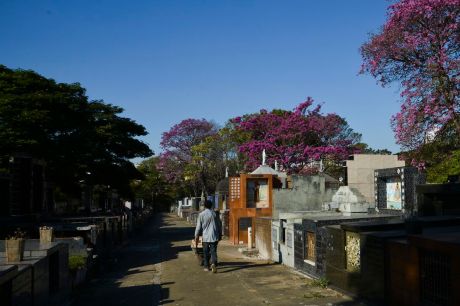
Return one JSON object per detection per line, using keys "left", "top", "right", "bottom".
{"left": 360, "top": 0, "right": 460, "bottom": 154}
{"left": 158, "top": 118, "right": 218, "bottom": 194}
{"left": 232, "top": 98, "right": 361, "bottom": 174}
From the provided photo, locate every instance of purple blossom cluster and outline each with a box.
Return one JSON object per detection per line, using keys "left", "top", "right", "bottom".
{"left": 158, "top": 118, "right": 218, "bottom": 182}
{"left": 361, "top": 0, "right": 460, "bottom": 155}
{"left": 232, "top": 98, "right": 358, "bottom": 173}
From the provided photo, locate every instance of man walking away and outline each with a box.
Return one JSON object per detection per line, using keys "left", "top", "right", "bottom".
{"left": 195, "top": 200, "right": 221, "bottom": 273}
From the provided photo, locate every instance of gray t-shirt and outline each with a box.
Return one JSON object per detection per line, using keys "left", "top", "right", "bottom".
{"left": 195, "top": 208, "right": 221, "bottom": 242}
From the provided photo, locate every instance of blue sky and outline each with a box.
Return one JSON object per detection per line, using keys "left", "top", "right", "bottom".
{"left": 0, "top": 0, "right": 401, "bottom": 155}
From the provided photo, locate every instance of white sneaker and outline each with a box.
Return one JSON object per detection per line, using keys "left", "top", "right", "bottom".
{"left": 211, "top": 264, "right": 217, "bottom": 273}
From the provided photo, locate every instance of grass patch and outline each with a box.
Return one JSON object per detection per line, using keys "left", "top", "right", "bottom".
{"left": 309, "top": 277, "right": 329, "bottom": 289}
{"left": 69, "top": 255, "right": 87, "bottom": 271}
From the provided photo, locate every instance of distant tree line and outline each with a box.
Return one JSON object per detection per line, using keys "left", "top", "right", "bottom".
{"left": 154, "top": 99, "right": 390, "bottom": 198}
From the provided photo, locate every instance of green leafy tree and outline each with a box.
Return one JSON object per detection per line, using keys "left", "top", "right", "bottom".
{"left": 353, "top": 143, "right": 392, "bottom": 155}
{"left": 426, "top": 150, "right": 460, "bottom": 183}
{"left": 360, "top": 0, "right": 460, "bottom": 177}
{"left": 132, "top": 157, "right": 174, "bottom": 211}
{"left": 158, "top": 118, "right": 218, "bottom": 196}
{"left": 0, "top": 65, "right": 152, "bottom": 197}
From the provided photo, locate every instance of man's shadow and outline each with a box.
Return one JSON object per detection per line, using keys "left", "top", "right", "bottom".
{"left": 216, "top": 261, "right": 276, "bottom": 273}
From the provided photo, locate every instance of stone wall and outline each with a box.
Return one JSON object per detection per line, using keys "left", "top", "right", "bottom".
{"left": 30, "top": 257, "right": 49, "bottom": 306}
{"left": 346, "top": 154, "right": 405, "bottom": 205}
{"left": 0, "top": 240, "right": 70, "bottom": 306}
{"left": 325, "top": 226, "right": 346, "bottom": 285}
{"left": 359, "top": 233, "right": 388, "bottom": 301}
{"left": 11, "top": 266, "right": 33, "bottom": 306}
{"left": 325, "top": 223, "right": 406, "bottom": 302}
{"left": 273, "top": 175, "right": 337, "bottom": 219}
{"left": 255, "top": 217, "right": 272, "bottom": 260}
{"left": 294, "top": 215, "right": 400, "bottom": 279}
{"left": 374, "top": 167, "right": 425, "bottom": 216}
{"left": 272, "top": 220, "right": 296, "bottom": 267}
{"left": 55, "top": 237, "right": 86, "bottom": 257}
{"left": 0, "top": 266, "right": 16, "bottom": 305}
{"left": 271, "top": 221, "right": 280, "bottom": 262}
{"left": 294, "top": 220, "right": 341, "bottom": 278}
{"left": 57, "top": 244, "right": 69, "bottom": 295}
{"left": 416, "top": 183, "right": 460, "bottom": 216}
{"left": 220, "top": 210, "right": 229, "bottom": 238}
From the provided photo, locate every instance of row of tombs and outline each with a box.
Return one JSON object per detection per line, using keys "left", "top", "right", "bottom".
{"left": 0, "top": 210, "right": 153, "bottom": 306}
{"left": 199, "top": 154, "right": 459, "bottom": 306}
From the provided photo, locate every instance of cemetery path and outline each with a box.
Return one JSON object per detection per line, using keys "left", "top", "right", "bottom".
{"left": 70, "top": 213, "right": 361, "bottom": 306}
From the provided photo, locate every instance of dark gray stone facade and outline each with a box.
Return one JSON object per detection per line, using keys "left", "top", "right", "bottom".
{"left": 293, "top": 215, "right": 399, "bottom": 278}
{"left": 374, "top": 167, "right": 425, "bottom": 216}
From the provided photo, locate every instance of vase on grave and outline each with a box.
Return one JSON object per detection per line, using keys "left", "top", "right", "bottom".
{"left": 6, "top": 239, "right": 25, "bottom": 262}
{"left": 39, "top": 226, "right": 54, "bottom": 243}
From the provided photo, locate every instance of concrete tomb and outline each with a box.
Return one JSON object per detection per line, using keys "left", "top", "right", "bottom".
{"left": 326, "top": 186, "right": 373, "bottom": 215}
{"left": 273, "top": 174, "right": 338, "bottom": 219}
{"left": 346, "top": 154, "right": 405, "bottom": 204}
{"left": 325, "top": 216, "right": 460, "bottom": 305}
{"left": 0, "top": 240, "right": 70, "bottom": 306}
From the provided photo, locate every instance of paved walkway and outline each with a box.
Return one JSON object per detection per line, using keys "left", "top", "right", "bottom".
{"left": 71, "top": 213, "right": 362, "bottom": 306}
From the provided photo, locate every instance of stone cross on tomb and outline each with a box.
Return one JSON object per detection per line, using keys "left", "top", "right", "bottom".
{"left": 262, "top": 149, "right": 266, "bottom": 166}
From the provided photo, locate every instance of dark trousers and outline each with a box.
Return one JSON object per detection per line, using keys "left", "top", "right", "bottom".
{"left": 202, "top": 241, "right": 218, "bottom": 268}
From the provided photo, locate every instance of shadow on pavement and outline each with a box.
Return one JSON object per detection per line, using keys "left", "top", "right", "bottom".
{"left": 217, "top": 261, "right": 277, "bottom": 273}
{"left": 71, "top": 214, "right": 185, "bottom": 306}
{"left": 72, "top": 283, "right": 166, "bottom": 306}
{"left": 332, "top": 299, "right": 383, "bottom": 306}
